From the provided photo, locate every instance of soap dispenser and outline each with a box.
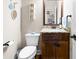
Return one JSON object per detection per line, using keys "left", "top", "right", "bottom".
{"left": 59, "top": 24, "right": 62, "bottom": 29}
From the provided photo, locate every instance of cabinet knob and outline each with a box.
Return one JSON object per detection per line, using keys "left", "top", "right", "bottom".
{"left": 54, "top": 43, "right": 60, "bottom": 47}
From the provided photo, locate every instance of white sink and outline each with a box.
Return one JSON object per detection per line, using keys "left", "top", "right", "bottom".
{"left": 41, "top": 28, "right": 68, "bottom": 33}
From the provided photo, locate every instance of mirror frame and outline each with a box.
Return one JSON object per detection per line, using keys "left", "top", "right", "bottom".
{"left": 43, "top": 0, "right": 63, "bottom": 26}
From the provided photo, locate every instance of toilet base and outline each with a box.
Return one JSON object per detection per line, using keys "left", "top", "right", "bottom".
{"left": 18, "top": 52, "right": 36, "bottom": 59}
{"left": 27, "top": 51, "right": 36, "bottom": 59}
{"left": 18, "top": 46, "right": 37, "bottom": 59}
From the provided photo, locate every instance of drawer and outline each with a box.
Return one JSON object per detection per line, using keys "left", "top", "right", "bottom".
{"left": 60, "top": 33, "right": 70, "bottom": 41}
{"left": 42, "top": 33, "right": 70, "bottom": 41}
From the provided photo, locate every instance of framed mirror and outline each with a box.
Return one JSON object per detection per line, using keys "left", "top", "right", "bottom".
{"left": 43, "top": 0, "right": 63, "bottom": 25}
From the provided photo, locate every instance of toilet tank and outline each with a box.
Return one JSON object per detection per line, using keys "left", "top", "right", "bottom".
{"left": 25, "top": 32, "right": 40, "bottom": 46}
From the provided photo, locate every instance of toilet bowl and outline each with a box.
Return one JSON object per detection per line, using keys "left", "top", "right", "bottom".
{"left": 18, "top": 32, "right": 40, "bottom": 59}
{"left": 18, "top": 46, "right": 36, "bottom": 59}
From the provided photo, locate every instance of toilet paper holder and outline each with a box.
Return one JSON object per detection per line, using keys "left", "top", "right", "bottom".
{"left": 3, "top": 41, "right": 10, "bottom": 46}
{"left": 3, "top": 41, "right": 14, "bottom": 47}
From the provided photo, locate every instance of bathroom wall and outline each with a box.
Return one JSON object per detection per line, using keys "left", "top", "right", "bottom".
{"left": 63, "top": 0, "right": 76, "bottom": 34}
{"left": 63, "top": 0, "right": 76, "bottom": 59}
{"left": 3, "top": 0, "right": 21, "bottom": 59}
{"left": 21, "top": 0, "right": 43, "bottom": 47}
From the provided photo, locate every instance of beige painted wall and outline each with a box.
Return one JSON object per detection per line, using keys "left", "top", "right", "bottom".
{"left": 63, "top": 0, "right": 76, "bottom": 34}
{"left": 63, "top": 0, "right": 76, "bottom": 59}
{"left": 21, "top": 0, "right": 43, "bottom": 47}
{"left": 3, "top": 0, "right": 21, "bottom": 59}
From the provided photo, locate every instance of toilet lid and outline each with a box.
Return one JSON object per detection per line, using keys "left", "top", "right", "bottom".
{"left": 19, "top": 46, "right": 36, "bottom": 58}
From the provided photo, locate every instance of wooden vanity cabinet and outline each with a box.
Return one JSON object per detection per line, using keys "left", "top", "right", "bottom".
{"left": 40, "top": 33, "right": 70, "bottom": 59}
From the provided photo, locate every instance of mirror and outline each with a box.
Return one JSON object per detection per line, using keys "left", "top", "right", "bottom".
{"left": 43, "top": 0, "right": 63, "bottom": 25}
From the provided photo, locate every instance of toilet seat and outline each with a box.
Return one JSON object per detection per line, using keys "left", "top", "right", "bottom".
{"left": 18, "top": 46, "right": 36, "bottom": 59}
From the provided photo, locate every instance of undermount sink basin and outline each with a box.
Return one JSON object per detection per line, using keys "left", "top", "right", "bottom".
{"left": 41, "top": 28, "right": 68, "bottom": 33}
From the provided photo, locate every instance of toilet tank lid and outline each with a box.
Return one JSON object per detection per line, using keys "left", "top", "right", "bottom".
{"left": 25, "top": 32, "right": 40, "bottom": 36}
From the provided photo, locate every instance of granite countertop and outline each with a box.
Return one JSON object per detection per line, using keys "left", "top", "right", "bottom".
{"left": 41, "top": 28, "right": 68, "bottom": 33}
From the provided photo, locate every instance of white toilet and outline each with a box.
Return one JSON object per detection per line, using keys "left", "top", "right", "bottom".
{"left": 18, "top": 32, "right": 40, "bottom": 59}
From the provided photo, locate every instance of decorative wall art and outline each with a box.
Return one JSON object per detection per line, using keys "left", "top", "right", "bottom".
{"left": 45, "top": 10, "right": 56, "bottom": 24}
{"left": 9, "top": 2, "right": 15, "bottom": 10}
{"left": 11, "top": 10, "right": 17, "bottom": 19}
{"left": 29, "top": 0, "right": 34, "bottom": 21}
{"left": 8, "top": 0, "right": 17, "bottom": 20}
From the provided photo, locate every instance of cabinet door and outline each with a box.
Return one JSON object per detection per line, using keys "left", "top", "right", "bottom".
{"left": 55, "top": 41, "right": 69, "bottom": 59}
{"left": 41, "top": 41, "right": 56, "bottom": 59}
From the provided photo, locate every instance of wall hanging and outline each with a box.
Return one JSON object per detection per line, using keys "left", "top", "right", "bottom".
{"left": 8, "top": 0, "right": 18, "bottom": 20}
{"left": 11, "top": 10, "right": 17, "bottom": 20}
